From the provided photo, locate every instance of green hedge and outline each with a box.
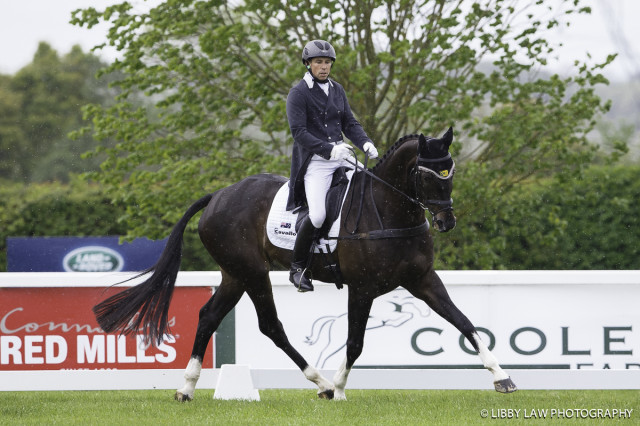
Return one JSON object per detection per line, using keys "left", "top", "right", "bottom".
{"left": 0, "top": 180, "right": 215, "bottom": 272}
{"left": 2, "top": 165, "right": 639, "bottom": 272}
{"left": 499, "top": 165, "right": 640, "bottom": 269}
{"left": 433, "top": 164, "right": 640, "bottom": 270}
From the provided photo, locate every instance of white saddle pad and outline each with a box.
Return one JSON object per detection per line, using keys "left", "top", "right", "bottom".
{"left": 266, "top": 170, "right": 354, "bottom": 253}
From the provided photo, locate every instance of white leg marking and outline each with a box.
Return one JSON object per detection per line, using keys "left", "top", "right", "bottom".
{"left": 473, "top": 332, "right": 509, "bottom": 382}
{"left": 332, "top": 357, "right": 349, "bottom": 400}
{"left": 176, "top": 357, "right": 202, "bottom": 400}
{"left": 303, "top": 366, "right": 335, "bottom": 397}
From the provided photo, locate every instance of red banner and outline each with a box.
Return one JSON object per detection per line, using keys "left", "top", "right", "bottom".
{"left": 0, "top": 287, "right": 214, "bottom": 370}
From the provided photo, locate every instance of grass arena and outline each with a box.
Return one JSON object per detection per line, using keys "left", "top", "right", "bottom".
{"left": 1, "top": 389, "right": 638, "bottom": 424}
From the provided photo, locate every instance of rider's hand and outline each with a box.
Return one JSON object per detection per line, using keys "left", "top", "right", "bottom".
{"left": 363, "top": 141, "right": 379, "bottom": 159}
{"left": 330, "top": 144, "right": 354, "bottom": 161}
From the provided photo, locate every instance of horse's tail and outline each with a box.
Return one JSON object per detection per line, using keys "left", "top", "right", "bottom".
{"left": 93, "top": 194, "right": 213, "bottom": 346}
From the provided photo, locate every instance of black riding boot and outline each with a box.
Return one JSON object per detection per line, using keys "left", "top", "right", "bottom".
{"left": 289, "top": 216, "right": 316, "bottom": 292}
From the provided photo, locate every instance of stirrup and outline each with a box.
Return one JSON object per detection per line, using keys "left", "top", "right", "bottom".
{"left": 289, "top": 267, "right": 314, "bottom": 292}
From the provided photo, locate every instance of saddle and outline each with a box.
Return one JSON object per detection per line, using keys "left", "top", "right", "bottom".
{"left": 266, "top": 167, "right": 353, "bottom": 289}
{"left": 266, "top": 167, "right": 354, "bottom": 254}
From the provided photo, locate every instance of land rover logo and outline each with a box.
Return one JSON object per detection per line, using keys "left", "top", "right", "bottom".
{"left": 62, "top": 246, "right": 124, "bottom": 272}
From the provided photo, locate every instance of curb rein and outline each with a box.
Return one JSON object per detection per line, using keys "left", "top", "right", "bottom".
{"left": 333, "top": 149, "right": 454, "bottom": 241}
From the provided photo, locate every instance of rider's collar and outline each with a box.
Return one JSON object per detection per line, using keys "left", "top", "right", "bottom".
{"left": 304, "top": 72, "right": 333, "bottom": 89}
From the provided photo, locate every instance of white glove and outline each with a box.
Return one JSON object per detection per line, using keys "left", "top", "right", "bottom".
{"left": 363, "top": 141, "right": 379, "bottom": 159}
{"left": 330, "top": 144, "right": 353, "bottom": 161}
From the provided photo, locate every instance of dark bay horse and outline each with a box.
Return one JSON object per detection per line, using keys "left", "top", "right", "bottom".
{"left": 93, "top": 128, "right": 517, "bottom": 400}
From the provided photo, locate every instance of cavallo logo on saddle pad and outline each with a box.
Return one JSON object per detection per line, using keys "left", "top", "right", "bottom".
{"left": 266, "top": 171, "right": 354, "bottom": 253}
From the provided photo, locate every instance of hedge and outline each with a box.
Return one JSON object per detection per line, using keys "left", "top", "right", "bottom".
{"left": 433, "top": 164, "right": 640, "bottom": 270}
{"left": 2, "top": 164, "right": 639, "bottom": 272}
{"left": 0, "top": 179, "right": 214, "bottom": 272}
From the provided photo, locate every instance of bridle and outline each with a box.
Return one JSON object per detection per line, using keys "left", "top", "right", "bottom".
{"left": 341, "top": 146, "right": 455, "bottom": 236}
{"left": 320, "top": 144, "right": 455, "bottom": 289}
{"left": 414, "top": 153, "right": 455, "bottom": 218}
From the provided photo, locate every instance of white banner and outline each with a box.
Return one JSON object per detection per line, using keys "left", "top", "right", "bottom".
{"left": 234, "top": 271, "right": 640, "bottom": 370}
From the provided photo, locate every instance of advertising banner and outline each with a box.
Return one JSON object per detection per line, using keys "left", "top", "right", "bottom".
{"left": 2, "top": 271, "right": 638, "bottom": 375}
{"left": 234, "top": 272, "right": 640, "bottom": 371}
{"left": 0, "top": 285, "right": 214, "bottom": 371}
{"left": 7, "top": 237, "right": 167, "bottom": 272}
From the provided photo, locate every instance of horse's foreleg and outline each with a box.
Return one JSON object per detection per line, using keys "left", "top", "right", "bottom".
{"left": 333, "top": 289, "right": 374, "bottom": 400}
{"left": 247, "top": 282, "right": 334, "bottom": 399}
{"left": 407, "top": 271, "right": 517, "bottom": 393}
{"left": 175, "top": 281, "right": 245, "bottom": 402}
{"left": 471, "top": 331, "right": 517, "bottom": 393}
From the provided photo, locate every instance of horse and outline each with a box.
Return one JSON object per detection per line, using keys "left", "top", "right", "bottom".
{"left": 93, "top": 128, "right": 517, "bottom": 401}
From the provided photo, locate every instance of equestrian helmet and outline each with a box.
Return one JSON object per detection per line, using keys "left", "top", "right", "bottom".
{"left": 302, "top": 40, "right": 336, "bottom": 64}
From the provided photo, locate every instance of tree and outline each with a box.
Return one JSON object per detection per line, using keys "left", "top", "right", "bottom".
{"left": 0, "top": 42, "right": 119, "bottom": 182}
{"left": 0, "top": 76, "right": 28, "bottom": 178}
{"left": 71, "top": 0, "right": 616, "bottom": 249}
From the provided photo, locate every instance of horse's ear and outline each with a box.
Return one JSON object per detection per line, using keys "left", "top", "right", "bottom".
{"left": 441, "top": 127, "right": 453, "bottom": 149}
{"left": 418, "top": 133, "right": 428, "bottom": 157}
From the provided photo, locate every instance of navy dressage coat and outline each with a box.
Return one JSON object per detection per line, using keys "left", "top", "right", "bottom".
{"left": 286, "top": 75, "right": 372, "bottom": 211}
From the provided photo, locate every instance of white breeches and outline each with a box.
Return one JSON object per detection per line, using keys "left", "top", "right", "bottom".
{"left": 304, "top": 152, "right": 354, "bottom": 229}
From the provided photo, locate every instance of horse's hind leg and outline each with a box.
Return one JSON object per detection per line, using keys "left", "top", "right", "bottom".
{"left": 406, "top": 271, "right": 517, "bottom": 393}
{"left": 175, "top": 274, "right": 245, "bottom": 402}
{"left": 245, "top": 276, "right": 335, "bottom": 399}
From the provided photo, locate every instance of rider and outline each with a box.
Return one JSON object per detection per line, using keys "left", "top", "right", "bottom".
{"left": 286, "top": 39, "right": 379, "bottom": 292}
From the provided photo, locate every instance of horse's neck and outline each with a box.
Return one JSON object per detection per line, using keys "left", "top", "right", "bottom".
{"left": 371, "top": 141, "right": 424, "bottom": 226}
{"left": 374, "top": 145, "right": 413, "bottom": 188}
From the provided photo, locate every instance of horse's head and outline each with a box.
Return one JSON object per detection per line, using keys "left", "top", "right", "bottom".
{"left": 416, "top": 127, "right": 456, "bottom": 232}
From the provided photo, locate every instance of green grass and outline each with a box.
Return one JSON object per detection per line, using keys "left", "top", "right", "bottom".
{"left": 1, "top": 389, "right": 638, "bottom": 425}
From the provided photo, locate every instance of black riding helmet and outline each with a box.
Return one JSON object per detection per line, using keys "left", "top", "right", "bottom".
{"left": 301, "top": 40, "right": 336, "bottom": 65}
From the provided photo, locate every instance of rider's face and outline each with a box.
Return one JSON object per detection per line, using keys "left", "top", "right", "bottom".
{"left": 308, "top": 57, "right": 332, "bottom": 81}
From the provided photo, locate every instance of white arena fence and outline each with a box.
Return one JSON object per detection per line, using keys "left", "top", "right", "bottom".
{"left": 1, "top": 270, "right": 639, "bottom": 391}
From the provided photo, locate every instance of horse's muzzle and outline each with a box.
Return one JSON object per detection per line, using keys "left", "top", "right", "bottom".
{"left": 433, "top": 211, "right": 456, "bottom": 233}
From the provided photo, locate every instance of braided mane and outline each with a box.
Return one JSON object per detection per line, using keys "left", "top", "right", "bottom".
{"left": 371, "top": 134, "right": 420, "bottom": 172}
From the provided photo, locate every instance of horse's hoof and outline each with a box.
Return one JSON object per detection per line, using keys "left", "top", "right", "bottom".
{"left": 333, "top": 390, "right": 347, "bottom": 401}
{"left": 174, "top": 391, "right": 192, "bottom": 402}
{"left": 318, "top": 389, "right": 334, "bottom": 400}
{"left": 494, "top": 377, "right": 517, "bottom": 393}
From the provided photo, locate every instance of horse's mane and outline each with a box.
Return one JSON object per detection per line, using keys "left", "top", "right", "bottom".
{"left": 371, "top": 134, "right": 420, "bottom": 172}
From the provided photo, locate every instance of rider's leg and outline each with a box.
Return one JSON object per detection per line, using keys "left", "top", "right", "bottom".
{"left": 289, "top": 215, "right": 316, "bottom": 292}
{"left": 289, "top": 155, "right": 334, "bottom": 292}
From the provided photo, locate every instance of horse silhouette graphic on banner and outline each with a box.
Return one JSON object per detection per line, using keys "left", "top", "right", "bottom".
{"left": 304, "top": 289, "right": 432, "bottom": 368}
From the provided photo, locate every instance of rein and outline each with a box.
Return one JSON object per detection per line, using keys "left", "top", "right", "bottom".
{"left": 333, "top": 149, "right": 453, "bottom": 240}
{"left": 328, "top": 147, "right": 451, "bottom": 241}
{"left": 334, "top": 153, "right": 429, "bottom": 241}
{"left": 345, "top": 156, "right": 423, "bottom": 210}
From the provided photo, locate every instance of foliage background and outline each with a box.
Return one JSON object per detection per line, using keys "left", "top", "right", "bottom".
{"left": 1, "top": 0, "right": 639, "bottom": 272}
{"left": 68, "top": 0, "right": 615, "bottom": 241}
{"left": 2, "top": 164, "right": 639, "bottom": 271}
